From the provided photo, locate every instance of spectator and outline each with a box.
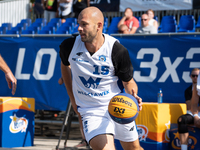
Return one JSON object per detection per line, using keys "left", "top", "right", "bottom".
{"left": 118, "top": 24, "right": 129, "bottom": 34}
{"left": 184, "top": 68, "right": 200, "bottom": 114}
{"left": 177, "top": 71, "right": 200, "bottom": 150}
{"left": 73, "top": 0, "right": 90, "bottom": 19}
{"left": 117, "top": 7, "right": 139, "bottom": 34}
{"left": 0, "top": 54, "right": 17, "bottom": 95}
{"left": 147, "top": 9, "right": 158, "bottom": 29}
{"left": 58, "top": 0, "right": 74, "bottom": 23}
{"left": 136, "top": 14, "right": 157, "bottom": 34}
{"left": 42, "top": 0, "right": 59, "bottom": 23}
{"left": 33, "top": 0, "right": 44, "bottom": 19}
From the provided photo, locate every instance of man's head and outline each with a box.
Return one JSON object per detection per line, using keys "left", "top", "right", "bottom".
{"left": 190, "top": 68, "right": 199, "bottom": 84}
{"left": 78, "top": 6, "right": 104, "bottom": 43}
{"left": 141, "top": 14, "right": 149, "bottom": 27}
{"left": 124, "top": 8, "right": 133, "bottom": 19}
{"left": 118, "top": 24, "right": 129, "bottom": 34}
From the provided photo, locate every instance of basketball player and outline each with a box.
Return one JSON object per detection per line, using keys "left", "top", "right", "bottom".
{"left": 60, "top": 6, "right": 143, "bottom": 150}
{"left": 0, "top": 54, "right": 17, "bottom": 95}
{"left": 178, "top": 71, "right": 200, "bottom": 150}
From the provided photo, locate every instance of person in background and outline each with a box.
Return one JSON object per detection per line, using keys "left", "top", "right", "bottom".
{"left": 34, "top": 0, "right": 44, "bottom": 18}
{"left": 136, "top": 14, "right": 157, "bottom": 34}
{"left": 58, "top": 0, "right": 74, "bottom": 23}
{"left": 42, "top": 0, "right": 59, "bottom": 23}
{"left": 73, "top": 0, "right": 90, "bottom": 19}
{"left": 177, "top": 70, "right": 200, "bottom": 150}
{"left": 147, "top": 9, "right": 158, "bottom": 29}
{"left": 118, "top": 24, "right": 129, "bottom": 34}
{"left": 0, "top": 54, "right": 17, "bottom": 95}
{"left": 117, "top": 7, "right": 139, "bottom": 34}
{"left": 184, "top": 68, "right": 200, "bottom": 114}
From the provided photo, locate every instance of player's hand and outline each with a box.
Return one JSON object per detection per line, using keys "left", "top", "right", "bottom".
{"left": 5, "top": 71, "right": 17, "bottom": 95}
{"left": 132, "top": 88, "right": 142, "bottom": 111}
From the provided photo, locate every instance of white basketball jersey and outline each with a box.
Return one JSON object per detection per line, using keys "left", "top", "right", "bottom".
{"left": 68, "top": 34, "right": 122, "bottom": 115}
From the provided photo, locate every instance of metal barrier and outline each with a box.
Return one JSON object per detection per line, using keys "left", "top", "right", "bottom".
{"left": 0, "top": 0, "right": 30, "bottom": 27}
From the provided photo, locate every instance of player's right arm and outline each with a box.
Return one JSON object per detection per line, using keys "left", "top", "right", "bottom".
{"left": 61, "top": 63, "right": 78, "bottom": 114}
{"left": 59, "top": 37, "right": 78, "bottom": 114}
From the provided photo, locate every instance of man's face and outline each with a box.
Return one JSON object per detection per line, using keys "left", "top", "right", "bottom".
{"left": 190, "top": 70, "right": 199, "bottom": 84}
{"left": 124, "top": 8, "right": 132, "bottom": 19}
{"left": 141, "top": 14, "right": 149, "bottom": 27}
{"left": 78, "top": 14, "right": 97, "bottom": 43}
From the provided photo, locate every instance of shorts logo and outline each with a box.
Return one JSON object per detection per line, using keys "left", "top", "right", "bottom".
{"left": 9, "top": 113, "right": 28, "bottom": 133}
{"left": 137, "top": 125, "right": 148, "bottom": 141}
{"left": 99, "top": 55, "right": 106, "bottom": 62}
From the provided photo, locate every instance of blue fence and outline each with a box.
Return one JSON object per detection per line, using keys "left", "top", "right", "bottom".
{"left": 0, "top": 33, "right": 200, "bottom": 110}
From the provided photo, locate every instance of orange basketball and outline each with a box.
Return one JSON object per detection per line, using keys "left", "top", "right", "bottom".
{"left": 108, "top": 93, "right": 139, "bottom": 124}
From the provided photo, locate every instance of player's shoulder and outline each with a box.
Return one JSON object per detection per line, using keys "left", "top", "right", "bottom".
{"left": 60, "top": 36, "right": 76, "bottom": 47}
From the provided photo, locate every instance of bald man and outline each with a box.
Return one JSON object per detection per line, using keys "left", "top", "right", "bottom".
{"left": 0, "top": 54, "right": 17, "bottom": 95}
{"left": 59, "top": 6, "right": 143, "bottom": 150}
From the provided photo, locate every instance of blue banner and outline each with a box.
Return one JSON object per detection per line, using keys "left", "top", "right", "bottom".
{"left": 0, "top": 34, "right": 200, "bottom": 110}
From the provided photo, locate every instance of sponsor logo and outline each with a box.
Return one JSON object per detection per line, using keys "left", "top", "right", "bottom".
{"left": 114, "top": 107, "right": 125, "bottom": 115}
{"left": 9, "top": 113, "right": 28, "bottom": 133}
{"left": 79, "top": 76, "right": 102, "bottom": 89}
{"left": 77, "top": 90, "right": 109, "bottom": 97}
{"left": 137, "top": 125, "right": 148, "bottom": 141}
{"left": 112, "top": 97, "right": 132, "bottom": 107}
{"left": 130, "top": 126, "right": 134, "bottom": 131}
{"left": 76, "top": 52, "right": 83, "bottom": 56}
{"left": 99, "top": 55, "right": 106, "bottom": 62}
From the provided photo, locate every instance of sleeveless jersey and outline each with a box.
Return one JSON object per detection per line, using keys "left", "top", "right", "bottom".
{"left": 68, "top": 34, "right": 122, "bottom": 115}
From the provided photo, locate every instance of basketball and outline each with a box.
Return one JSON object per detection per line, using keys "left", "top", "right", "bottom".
{"left": 108, "top": 93, "right": 139, "bottom": 124}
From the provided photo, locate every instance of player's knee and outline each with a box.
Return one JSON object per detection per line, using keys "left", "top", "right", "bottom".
{"left": 177, "top": 115, "right": 188, "bottom": 133}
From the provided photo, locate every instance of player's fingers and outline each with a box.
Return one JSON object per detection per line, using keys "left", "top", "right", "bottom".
{"left": 132, "top": 88, "right": 143, "bottom": 111}
{"left": 12, "top": 80, "right": 17, "bottom": 95}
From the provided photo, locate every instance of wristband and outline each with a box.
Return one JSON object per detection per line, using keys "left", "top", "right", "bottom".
{"left": 194, "top": 114, "right": 200, "bottom": 118}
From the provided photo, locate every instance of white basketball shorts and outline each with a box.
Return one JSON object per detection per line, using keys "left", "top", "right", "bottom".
{"left": 81, "top": 111, "right": 138, "bottom": 143}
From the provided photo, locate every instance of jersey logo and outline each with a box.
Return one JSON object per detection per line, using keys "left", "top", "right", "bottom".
{"left": 99, "top": 55, "right": 106, "bottom": 62}
{"left": 79, "top": 76, "right": 102, "bottom": 89}
{"left": 76, "top": 52, "right": 83, "bottom": 56}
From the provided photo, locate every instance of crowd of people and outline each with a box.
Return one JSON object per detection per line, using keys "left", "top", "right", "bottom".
{"left": 33, "top": 1, "right": 158, "bottom": 35}
{"left": 118, "top": 8, "right": 158, "bottom": 34}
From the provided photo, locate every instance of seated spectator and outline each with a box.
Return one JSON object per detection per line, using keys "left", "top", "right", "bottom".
{"left": 147, "top": 9, "right": 158, "bottom": 29}
{"left": 117, "top": 7, "right": 139, "bottom": 34}
{"left": 118, "top": 24, "right": 129, "bottom": 34}
{"left": 177, "top": 70, "right": 200, "bottom": 150}
{"left": 58, "top": 0, "right": 74, "bottom": 23}
{"left": 135, "top": 14, "right": 157, "bottom": 34}
{"left": 185, "top": 68, "right": 200, "bottom": 114}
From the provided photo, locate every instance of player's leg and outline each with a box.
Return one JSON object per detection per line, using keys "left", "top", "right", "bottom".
{"left": 89, "top": 134, "right": 116, "bottom": 150}
{"left": 177, "top": 114, "right": 194, "bottom": 150}
{"left": 81, "top": 113, "right": 116, "bottom": 150}
{"left": 115, "top": 120, "right": 142, "bottom": 150}
{"left": 120, "top": 139, "right": 143, "bottom": 150}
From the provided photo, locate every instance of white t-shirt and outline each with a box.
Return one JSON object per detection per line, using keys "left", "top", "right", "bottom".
{"left": 197, "top": 71, "right": 200, "bottom": 96}
{"left": 59, "top": 0, "right": 73, "bottom": 16}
